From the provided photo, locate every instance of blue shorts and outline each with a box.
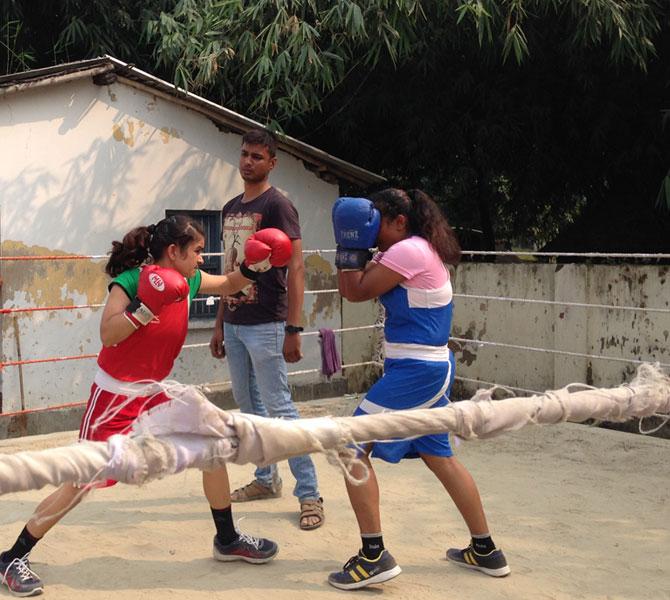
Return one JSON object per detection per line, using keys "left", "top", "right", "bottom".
{"left": 354, "top": 354, "right": 455, "bottom": 463}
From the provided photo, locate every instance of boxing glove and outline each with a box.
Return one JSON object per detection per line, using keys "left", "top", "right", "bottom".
{"left": 332, "top": 197, "right": 381, "bottom": 270}
{"left": 125, "top": 265, "right": 189, "bottom": 328}
{"left": 240, "top": 228, "right": 293, "bottom": 280}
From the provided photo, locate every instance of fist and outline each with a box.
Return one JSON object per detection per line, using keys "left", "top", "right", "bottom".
{"left": 332, "top": 197, "right": 381, "bottom": 250}
{"left": 138, "top": 265, "right": 189, "bottom": 312}
{"left": 243, "top": 228, "right": 292, "bottom": 275}
{"left": 126, "top": 265, "right": 189, "bottom": 327}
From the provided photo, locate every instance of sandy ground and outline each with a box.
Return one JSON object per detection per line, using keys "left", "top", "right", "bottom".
{"left": 0, "top": 396, "right": 668, "bottom": 600}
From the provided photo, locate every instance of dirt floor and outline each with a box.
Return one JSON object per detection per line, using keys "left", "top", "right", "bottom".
{"left": 0, "top": 396, "right": 668, "bottom": 600}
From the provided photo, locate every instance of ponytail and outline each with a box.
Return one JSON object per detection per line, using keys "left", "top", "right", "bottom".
{"left": 105, "top": 215, "right": 205, "bottom": 278}
{"left": 105, "top": 227, "right": 151, "bottom": 277}
{"left": 406, "top": 189, "right": 461, "bottom": 265}
{"left": 370, "top": 188, "right": 461, "bottom": 265}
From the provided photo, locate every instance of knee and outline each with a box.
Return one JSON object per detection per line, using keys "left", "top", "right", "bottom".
{"left": 264, "top": 395, "right": 298, "bottom": 418}
{"left": 421, "top": 454, "right": 457, "bottom": 474}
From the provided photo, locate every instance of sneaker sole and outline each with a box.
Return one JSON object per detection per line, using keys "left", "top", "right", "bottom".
{"left": 446, "top": 558, "right": 511, "bottom": 578}
{"left": 213, "top": 547, "right": 279, "bottom": 564}
{"left": 328, "top": 565, "right": 402, "bottom": 590}
{"left": 1, "top": 578, "right": 44, "bottom": 597}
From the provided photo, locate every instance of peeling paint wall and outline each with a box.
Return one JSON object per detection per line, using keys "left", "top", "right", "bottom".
{"left": 452, "top": 263, "right": 670, "bottom": 396}
{"left": 0, "top": 77, "right": 341, "bottom": 412}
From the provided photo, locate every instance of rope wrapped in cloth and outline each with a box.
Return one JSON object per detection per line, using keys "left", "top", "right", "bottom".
{"left": 1, "top": 364, "right": 668, "bottom": 495}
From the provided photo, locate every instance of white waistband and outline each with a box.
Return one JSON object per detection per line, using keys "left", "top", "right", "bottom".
{"left": 384, "top": 341, "right": 452, "bottom": 362}
{"left": 94, "top": 369, "right": 164, "bottom": 397}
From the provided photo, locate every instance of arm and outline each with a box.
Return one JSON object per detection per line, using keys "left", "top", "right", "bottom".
{"left": 202, "top": 270, "right": 254, "bottom": 360}
{"left": 209, "top": 289, "right": 226, "bottom": 360}
{"left": 283, "top": 238, "right": 305, "bottom": 363}
{"left": 99, "top": 285, "right": 138, "bottom": 347}
{"left": 202, "top": 269, "right": 255, "bottom": 360}
{"left": 199, "top": 269, "right": 253, "bottom": 297}
{"left": 338, "top": 261, "right": 405, "bottom": 302}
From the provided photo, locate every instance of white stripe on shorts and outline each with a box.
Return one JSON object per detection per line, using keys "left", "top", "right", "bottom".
{"left": 358, "top": 359, "right": 452, "bottom": 415}
{"left": 79, "top": 383, "right": 104, "bottom": 439}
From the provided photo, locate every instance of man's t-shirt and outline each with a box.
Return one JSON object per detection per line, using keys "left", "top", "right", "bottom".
{"left": 97, "top": 267, "right": 201, "bottom": 382}
{"left": 221, "top": 187, "right": 300, "bottom": 324}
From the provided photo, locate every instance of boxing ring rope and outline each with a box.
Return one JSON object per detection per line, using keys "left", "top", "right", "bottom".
{"left": 3, "top": 291, "right": 670, "bottom": 317}
{"left": 0, "top": 362, "right": 667, "bottom": 495}
{"left": 8, "top": 327, "right": 664, "bottom": 372}
{"left": 461, "top": 250, "right": 670, "bottom": 259}
{"left": 1, "top": 249, "right": 668, "bottom": 423}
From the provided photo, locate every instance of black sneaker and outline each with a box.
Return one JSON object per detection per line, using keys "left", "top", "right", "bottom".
{"left": 0, "top": 554, "right": 44, "bottom": 597}
{"left": 446, "top": 545, "right": 510, "bottom": 577}
{"left": 212, "top": 533, "right": 278, "bottom": 564}
{"left": 328, "top": 550, "right": 402, "bottom": 590}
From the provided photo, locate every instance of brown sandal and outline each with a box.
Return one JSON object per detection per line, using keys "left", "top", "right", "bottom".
{"left": 299, "top": 497, "right": 325, "bottom": 530}
{"left": 231, "top": 479, "right": 282, "bottom": 502}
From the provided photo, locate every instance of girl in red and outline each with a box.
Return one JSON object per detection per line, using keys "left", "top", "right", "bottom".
{"left": 0, "top": 215, "right": 290, "bottom": 596}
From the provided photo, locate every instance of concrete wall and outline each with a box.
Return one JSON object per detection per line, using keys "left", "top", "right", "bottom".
{"left": 451, "top": 263, "right": 670, "bottom": 396}
{"left": 0, "top": 77, "right": 341, "bottom": 412}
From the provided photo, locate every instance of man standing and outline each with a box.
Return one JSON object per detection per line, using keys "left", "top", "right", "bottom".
{"left": 209, "top": 129, "right": 324, "bottom": 530}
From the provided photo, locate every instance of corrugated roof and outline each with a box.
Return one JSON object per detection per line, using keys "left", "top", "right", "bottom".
{"left": 0, "top": 56, "right": 384, "bottom": 187}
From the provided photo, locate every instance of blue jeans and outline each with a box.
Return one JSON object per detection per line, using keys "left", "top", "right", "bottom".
{"left": 223, "top": 321, "right": 320, "bottom": 501}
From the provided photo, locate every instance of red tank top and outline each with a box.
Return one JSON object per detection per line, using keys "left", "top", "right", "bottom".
{"left": 97, "top": 267, "right": 201, "bottom": 381}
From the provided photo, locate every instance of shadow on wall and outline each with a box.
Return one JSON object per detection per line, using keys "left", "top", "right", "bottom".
{"left": 1, "top": 81, "right": 240, "bottom": 253}
{"left": 0, "top": 83, "right": 254, "bottom": 412}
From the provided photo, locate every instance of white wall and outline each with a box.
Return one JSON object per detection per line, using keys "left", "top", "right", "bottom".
{"left": 0, "top": 77, "right": 340, "bottom": 411}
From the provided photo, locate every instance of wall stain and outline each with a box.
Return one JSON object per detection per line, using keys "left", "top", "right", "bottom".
{"left": 586, "top": 362, "right": 594, "bottom": 386}
{"left": 1, "top": 240, "right": 108, "bottom": 334}
{"left": 112, "top": 121, "right": 136, "bottom": 147}
{"left": 459, "top": 347, "right": 478, "bottom": 366}
{"left": 451, "top": 320, "right": 484, "bottom": 367}
{"left": 160, "top": 127, "right": 181, "bottom": 144}
{"left": 304, "top": 255, "right": 338, "bottom": 326}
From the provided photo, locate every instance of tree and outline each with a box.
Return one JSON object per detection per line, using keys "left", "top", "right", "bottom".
{"left": 299, "top": 2, "right": 670, "bottom": 249}
{"left": 142, "top": 0, "right": 670, "bottom": 249}
{"left": 2, "top": 1, "right": 668, "bottom": 249}
{"left": 0, "top": 1, "right": 166, "bottom": 72}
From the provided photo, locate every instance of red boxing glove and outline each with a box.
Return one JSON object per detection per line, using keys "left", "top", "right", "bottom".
{"left": 240, "top": 228, "right": 293, "bottom": 280}
{"left": 125, "top": 265, "right": 189, "bottom": 328}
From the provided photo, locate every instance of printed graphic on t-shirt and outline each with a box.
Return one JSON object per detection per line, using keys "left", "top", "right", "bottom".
{"left": 222, "top": 211, "right": 263, "bottom": 309}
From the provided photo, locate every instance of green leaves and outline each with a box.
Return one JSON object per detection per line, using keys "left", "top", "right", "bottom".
{"left": 144, "top": 0, "right": 425, "bottom": 125}
{"left": 1, "top": 0, "right": 667, "bottom": 248}
{"left": 0, "top": 19, "right": 34, "bottom": 73}
{"left": 454, "top": 0, "right": 660, "bottom": 67}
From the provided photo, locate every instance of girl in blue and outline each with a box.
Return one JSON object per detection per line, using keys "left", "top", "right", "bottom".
{"left": 329, "top": 188, "right": 510, "bottom": 590}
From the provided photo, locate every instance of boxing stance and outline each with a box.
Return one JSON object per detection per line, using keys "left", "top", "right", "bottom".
{"left": 328, "top": 191, "right": 510, "bottom": 590}
{"left": 0, "top": 216, "right": 292, "bottom": 597}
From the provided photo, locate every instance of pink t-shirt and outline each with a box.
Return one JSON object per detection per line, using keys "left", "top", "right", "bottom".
{"left": 375, "top": 236, "right": 449, "bottom": 288}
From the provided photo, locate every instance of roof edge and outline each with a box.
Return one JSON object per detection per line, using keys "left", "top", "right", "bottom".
{"left": 0, "top": 56, "right": 385, "bottom": 188}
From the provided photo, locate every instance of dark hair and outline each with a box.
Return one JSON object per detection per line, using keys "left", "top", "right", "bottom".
{"left": 242, "top": 128, "right": 278, "bottom": 158}
{"left": 370, "top": 188, "right": 461, "bottom": 265}
{"left": 105, "top": 215, "right": 205, "bottom": 277}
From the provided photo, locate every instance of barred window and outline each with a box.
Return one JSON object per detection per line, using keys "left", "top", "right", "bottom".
{"left": 166, "top": 209, "right": 221, "bottom": 319}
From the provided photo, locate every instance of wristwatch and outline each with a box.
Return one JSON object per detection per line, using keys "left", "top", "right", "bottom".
{"left": 285, "top": 325, "right": 304, "bottom": 334}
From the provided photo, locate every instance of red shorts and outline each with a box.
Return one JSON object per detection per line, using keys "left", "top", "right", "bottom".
{"left": 79, "top": 382, "right": 170, "bottom": 487}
